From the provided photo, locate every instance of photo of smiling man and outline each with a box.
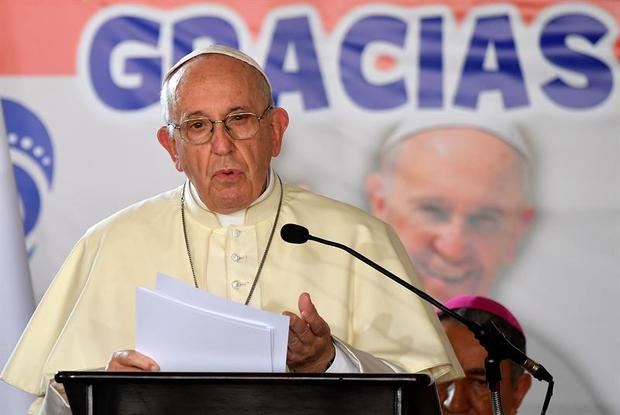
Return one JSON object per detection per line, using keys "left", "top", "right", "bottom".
{"left": 366, "top": 117, "right": 535, "bottom": 302}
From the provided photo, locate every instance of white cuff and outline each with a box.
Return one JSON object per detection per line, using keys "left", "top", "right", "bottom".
{"left": 36, "top": 381, "right": 71, "bottom": 415}
{"left": 330, "top": 336, "right": 406, "bottom": 373}
{"left": 325, "top": 339, "right": 360, "bottom": 373}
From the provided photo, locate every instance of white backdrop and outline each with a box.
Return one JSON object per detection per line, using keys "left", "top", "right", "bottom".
{"left": 1, "top": 1, "right": 619, "bottom": 414}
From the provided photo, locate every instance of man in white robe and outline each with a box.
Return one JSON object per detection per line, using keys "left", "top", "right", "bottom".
{"left": 2, "top": 45, "right": 462, "bottom": 414}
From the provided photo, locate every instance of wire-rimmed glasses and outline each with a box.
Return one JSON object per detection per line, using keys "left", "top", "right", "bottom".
{"left": 168, "top": 105, "right": 273, "bottom": 144}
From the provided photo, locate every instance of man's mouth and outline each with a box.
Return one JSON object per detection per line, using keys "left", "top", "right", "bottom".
{"left": 213, "top": 169, "right": 243, "bottom": 180}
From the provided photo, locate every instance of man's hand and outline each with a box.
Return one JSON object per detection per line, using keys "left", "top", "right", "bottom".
{"left": 283, "top": 292, "right": 336, "bottom": 373}
{"left": 105, "top": 350, "right": 160, "bottom": 372}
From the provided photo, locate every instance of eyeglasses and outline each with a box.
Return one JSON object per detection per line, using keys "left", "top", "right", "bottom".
{"left": 168, "top": 105, "right": 273, "bottom": 145}
{"left": 437, "top": 376, "right": 491, "bottom": 404}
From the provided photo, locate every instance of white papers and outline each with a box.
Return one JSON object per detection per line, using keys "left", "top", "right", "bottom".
{"left": 135, "top": 273, "right": 289, "bottom": 372}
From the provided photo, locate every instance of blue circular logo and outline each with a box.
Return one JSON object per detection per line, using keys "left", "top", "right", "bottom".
{"left": 2, "top": 98, "right": 54, "bottom": 255}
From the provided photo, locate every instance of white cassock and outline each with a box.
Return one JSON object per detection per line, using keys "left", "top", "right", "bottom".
{"left": 2, "top": 171, "right": 462, "bottom": 414}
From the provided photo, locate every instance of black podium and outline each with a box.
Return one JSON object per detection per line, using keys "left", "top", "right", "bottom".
{"left": 55, "top": 371, "right": 441, "bottom": 414}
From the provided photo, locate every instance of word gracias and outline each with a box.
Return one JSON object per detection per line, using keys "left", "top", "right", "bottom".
{"left": 86, "top": 8, "right": 615, "bottom": 112}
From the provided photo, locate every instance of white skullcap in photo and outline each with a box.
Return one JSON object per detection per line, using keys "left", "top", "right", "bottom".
{"left": 382, "top": 112, "right": 532, "bottom": 162}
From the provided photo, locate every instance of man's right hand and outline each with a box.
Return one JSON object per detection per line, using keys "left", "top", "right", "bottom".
{"left": 105, "top": 350, "right": 160, "bottom": 371}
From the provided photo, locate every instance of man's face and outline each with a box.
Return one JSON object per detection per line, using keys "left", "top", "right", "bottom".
{"left": 437, "top": 319, "right": 531, "bottom": 415}
{"left": 367, "top": 128, "right": 534, "bottom": 302}
{"left": 158, "top": 55, "right": 288, "bottom": 213}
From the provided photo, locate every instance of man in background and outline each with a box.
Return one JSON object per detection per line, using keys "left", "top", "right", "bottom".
{"left": 437, "top": 295, "right": 532, "bottom": 414}
{"left": 367, "top": 119, "right": 534, "bottom": 302}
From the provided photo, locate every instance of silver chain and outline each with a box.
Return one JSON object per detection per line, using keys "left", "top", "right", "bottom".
{"left": 180, "top": 176, "right": 284, "bottom": 305}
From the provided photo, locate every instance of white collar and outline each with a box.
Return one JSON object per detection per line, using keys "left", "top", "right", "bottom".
{"left": 189, "top": 168, "right": 275, "bottom": 226}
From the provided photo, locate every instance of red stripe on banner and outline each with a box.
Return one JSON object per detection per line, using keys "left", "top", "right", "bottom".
{"left": 0, "top": 2, "right": 94, "bottom": 75}
{"left": 1, "top": 0, "right": 619, "bottom": 75}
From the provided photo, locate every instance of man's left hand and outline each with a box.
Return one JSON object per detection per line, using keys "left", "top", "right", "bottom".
{"left": 283, "top": 292, "right": 336, "bottom": 373}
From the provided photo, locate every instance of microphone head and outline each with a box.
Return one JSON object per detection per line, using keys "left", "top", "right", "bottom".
{"left": 280, "top": 224, "right": 310, "bottom": 244}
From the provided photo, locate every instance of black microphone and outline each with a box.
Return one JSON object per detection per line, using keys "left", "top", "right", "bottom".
{"left": 476, "top": 320, "right": 553, "bottom": 383}
{"left": 280, "top": 223, "right": 553, "bottom": 384}
{"left": 281, "top": 223, "right": 309, "bottom": 244}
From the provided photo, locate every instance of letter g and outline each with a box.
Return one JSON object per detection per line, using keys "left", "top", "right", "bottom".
{"left": 89, "top": 16, "right": 162, "bottom": 110}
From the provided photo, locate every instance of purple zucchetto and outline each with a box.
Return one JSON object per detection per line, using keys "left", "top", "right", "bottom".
{"left": 440, "top": 295, "right": 524, "bottom": 335}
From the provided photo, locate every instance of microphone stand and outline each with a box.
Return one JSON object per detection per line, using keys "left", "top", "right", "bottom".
{"left": 284, "top": 227, "right": 553, "bottom": 415}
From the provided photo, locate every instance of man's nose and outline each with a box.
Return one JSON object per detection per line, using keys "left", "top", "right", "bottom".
{"left": 433, "top": 221, "right": 471, "bottom": 263}
{"left": 441, "top": 381, "right": 471, "bottom": 414}
{"left": 210, "top": 121, "right": 234, "bottom": 154}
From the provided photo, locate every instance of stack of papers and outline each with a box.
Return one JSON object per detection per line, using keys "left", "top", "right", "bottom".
{"left": 135, "top": 273, "right": 289, "bottom": 372}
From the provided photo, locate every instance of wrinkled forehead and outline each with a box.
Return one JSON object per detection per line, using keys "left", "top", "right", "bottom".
{"left": 163, "top": 53, "right": 272, "bottom": 116}
{"left": 163, "top": 46, "right": 272, "bottom": 95}
{"left": 169, "top": 54, "right": 260, "bottom": 90}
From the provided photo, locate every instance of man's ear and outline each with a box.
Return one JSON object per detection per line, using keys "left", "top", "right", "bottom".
{"left": 157, "top": 126, "right": 183, "bottom": 172}
{"left": 511, "top": 373, "right": 532, "bottom": 412}
{"left": 366, "top": 173, "right": 387, "bottom": 219}
{"left": 269, "top": 107, "right": 289, "bottom": 157}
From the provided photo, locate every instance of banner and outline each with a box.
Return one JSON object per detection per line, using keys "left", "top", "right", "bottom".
{"left": 1, "top": 1, "right": 618, "bottom": 414}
